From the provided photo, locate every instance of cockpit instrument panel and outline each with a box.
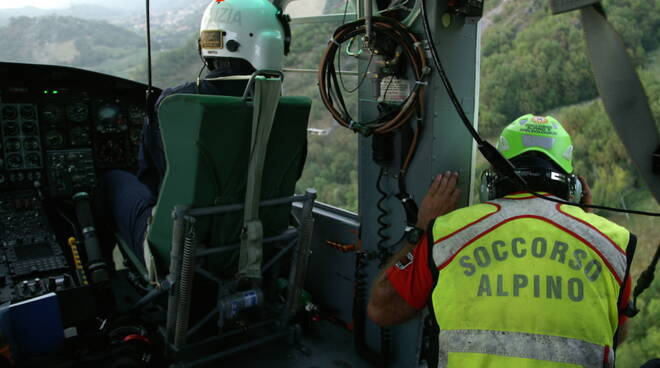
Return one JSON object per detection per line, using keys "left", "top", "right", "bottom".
{"left": 0, "top": 62, "right": 161, "bottom": 198}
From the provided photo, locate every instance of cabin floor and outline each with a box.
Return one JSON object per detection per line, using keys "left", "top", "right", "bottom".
{"left": 110, "top": 269, "right": 373, "bottom": 368}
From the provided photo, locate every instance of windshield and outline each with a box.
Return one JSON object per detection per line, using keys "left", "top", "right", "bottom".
{"left": 0, "top": 0, "right": 214, "bottom": 84}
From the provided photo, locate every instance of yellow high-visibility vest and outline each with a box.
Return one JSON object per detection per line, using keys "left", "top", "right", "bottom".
{"left": 429, "top": 193, "right": 633, "bottom": 367}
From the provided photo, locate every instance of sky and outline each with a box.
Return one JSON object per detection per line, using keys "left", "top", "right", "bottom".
{"left": 0, "top": 0, "right": 73, "bottom": 9}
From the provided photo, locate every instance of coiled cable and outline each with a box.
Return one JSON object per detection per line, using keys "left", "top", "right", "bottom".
{"left": 318, "top": 16, "right": 428, "bottom": 136}
{"left": 376, "top": 168, "right": 392, "bottom": 266}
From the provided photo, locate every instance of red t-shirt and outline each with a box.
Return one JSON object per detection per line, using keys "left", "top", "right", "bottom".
{"left": 386, "top": 233, "right": 632, "bottom": 325}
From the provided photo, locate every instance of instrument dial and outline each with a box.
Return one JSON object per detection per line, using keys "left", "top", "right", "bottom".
{"left": 130, "top": 128, "right": 142, "bottom": 146}
{"left": 20, "top": 106, "right": 35, "bottom": 120}
{"left": 98, "top": 141, "right": 125, "bottom": 163}
{"left": 6, "top": 154, "right": 22, "bottom": 169}
{"left": 70, "top": 126, "right": 91, "bottom": 146}
{"left": 3, "top": 121, "right": 19, "bottom": 136}
{"left": 25, "top": 153, "right": 40, "bottom": 167}
{"left": 22, "top": 121, "right": 37, "bottom": 135}
{"left": 23, "top": 137, "right": 39, "bottom": 151}
{"left": 42, "top": 104, "right": 63, "bottom": 125}
{"left": 66, "top": 102, "right": 89, "bottom": 123}
{"left": 128, "top": 105, "right": 146, "bottom": 125}
{"left": 46, "top": 130, "right": 65, "bottom": 148}
{"left": 1, "top": 106, "right": 17, "bottom": 120}
{"left": 5, "top": 139, "right": 21, "bottom": 152}
{"left": 96, "top": 103, "right": 127, "bottom": 133}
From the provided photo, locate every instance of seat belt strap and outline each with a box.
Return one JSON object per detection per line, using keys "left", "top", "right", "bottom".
{"left": 551, "top": 2, "right": 660, "bottom": 203}
{"left": 238, "top": 76, "right": 282, "bottom": 279}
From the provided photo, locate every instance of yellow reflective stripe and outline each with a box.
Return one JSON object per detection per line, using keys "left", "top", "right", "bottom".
{"left": 432, "top": 198, "right": 627, "bottom": 282}
{"left": 438, "top": 329, "right": 612, "bottom": 368}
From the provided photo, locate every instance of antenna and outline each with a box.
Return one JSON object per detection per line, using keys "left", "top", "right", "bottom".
{"left": 145, "top": 0, "right": 155, "bottom": 116}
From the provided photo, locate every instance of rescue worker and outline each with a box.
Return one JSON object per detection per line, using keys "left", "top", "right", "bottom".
{"left": 368, "top": 114, "right": 635, "bottom": 367}
{"left": 98, "top": 0, "right": 290, "bottom": 264}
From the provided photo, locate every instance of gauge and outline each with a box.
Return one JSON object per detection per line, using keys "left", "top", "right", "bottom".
{"left": 3, "top": 121, "right": 19, "bottom": 136}
{"left": 20, "top": 106, "right": 35, "bottom": 120}
{"left": 2, "top": 106, "right": 17, "bottom": 120}
{"left": 130, "top": 127, "right": 141, "bottom": 146}
{"left": 128, "top": 105, "right": 146, "bottom": 125}
{"left": 99, "top": 141, "right": 125, "bottom": 163}
{"left": 66, "top": 102, "right": 89, "bottom": 123}
{"left": 5, "top": 138, "right": 21, "bottom": 152}
{"left": 42, "top": 104, "right": 63, "bottom": 125}
{"left": 25, "top": 153, "right": 40, "bottom": 167}
{"left": 23, "top": 137, "right": 39, "bottom": 151}
{"left": 46, "top": 130, "right": 65, "bottom": 147}
{"left": 22, "top": 121, "right": 37, "bottom": 135}
{"left": 70, "top": 126, "right": 91, "bottom": 146}
{"left": 96, "top": 103, "right": 126, "bottom": 133}
{"left": 7, "top": 154, "right": 22, "bottom": 169}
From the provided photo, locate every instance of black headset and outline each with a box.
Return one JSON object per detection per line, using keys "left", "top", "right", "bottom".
{"left": 479, "top": 153, "right": 582, "bottom": 203}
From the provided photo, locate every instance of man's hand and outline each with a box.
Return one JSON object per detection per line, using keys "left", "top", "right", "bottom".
{"left": 578, "top": 175, "right": 593, "bottom": 213}
{"left": 417, "top": 171, "right": 460, "bottom": 228}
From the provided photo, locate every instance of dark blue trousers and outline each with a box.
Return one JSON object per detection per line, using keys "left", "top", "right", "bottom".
{"left": 97, "top": 170, "right": 155, "bottom": 264}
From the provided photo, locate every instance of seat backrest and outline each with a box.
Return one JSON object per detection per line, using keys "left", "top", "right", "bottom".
{"left": 147, "top": 93, "right": 311, "bottom": 274}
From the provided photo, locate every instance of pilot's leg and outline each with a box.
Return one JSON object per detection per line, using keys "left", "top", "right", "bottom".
{"left": 97, "top": 170, "right": 155, "bottom": 264}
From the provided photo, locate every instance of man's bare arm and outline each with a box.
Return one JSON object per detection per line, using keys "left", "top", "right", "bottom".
{"left": 368, "top": 172, "right": 460, "bottom": 326}
{"left": 368, "top": 242, "right": 419, "bottom": 326}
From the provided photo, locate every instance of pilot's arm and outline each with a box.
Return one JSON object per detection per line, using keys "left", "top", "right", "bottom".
{"left": 368, "top": 172, "right": 460, "bottom": 326}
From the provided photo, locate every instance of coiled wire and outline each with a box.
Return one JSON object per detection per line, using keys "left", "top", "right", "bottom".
{"left": 376, "top": 168, "right": 392, "bottom": 266}
{"left": 318, "top": 16, "right": 428, "bottom": 136}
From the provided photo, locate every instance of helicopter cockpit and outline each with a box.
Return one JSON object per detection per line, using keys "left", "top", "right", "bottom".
{"left": 0, "top": 0, "right": 658, "bottom": 367}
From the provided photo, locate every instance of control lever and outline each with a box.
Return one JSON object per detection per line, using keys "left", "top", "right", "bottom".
{"left": 73, "top": 192, "right": 109, "bottom": 285}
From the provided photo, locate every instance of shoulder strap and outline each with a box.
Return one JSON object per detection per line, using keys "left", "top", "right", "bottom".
{"left": 237, "top": 75, "right": 282, "bottom": 280}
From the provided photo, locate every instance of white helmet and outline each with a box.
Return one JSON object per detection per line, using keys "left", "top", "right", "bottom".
{"left": 199, "top": 0, "right": 291, "bottom": 71}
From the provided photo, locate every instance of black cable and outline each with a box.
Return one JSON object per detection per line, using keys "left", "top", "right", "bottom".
{"left": 376, "top": 168, "right": 392, "bottom": 266}
{"left": 418, "top": 0, "right": 660, "bottom": 217}
{"left": 57, "top": 208, "right": 80, "bottom": 239}
{"left": 352, "top": 251, "right": 384, "bottom": 366}
{"left": 628, "top": 243, "right": 660, "bottom": 317}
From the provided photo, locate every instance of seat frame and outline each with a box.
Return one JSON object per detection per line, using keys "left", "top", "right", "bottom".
{"left": 162, "top": 189, "right": 316, "bottom": 356}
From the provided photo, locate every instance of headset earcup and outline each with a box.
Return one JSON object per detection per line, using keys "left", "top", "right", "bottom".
{"left": 571, "top": 175, "right": 582, "bottom": 204}
{"left": 479, "top": 170, "right": 496, "bottom": 202}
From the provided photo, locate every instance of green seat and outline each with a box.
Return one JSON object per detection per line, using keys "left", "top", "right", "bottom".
{"left": 118, "top": 92, "right": 311, "bottom": 279}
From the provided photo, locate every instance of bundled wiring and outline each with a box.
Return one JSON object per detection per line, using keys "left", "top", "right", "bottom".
{"left": 318, "top": 16, "right": 428, "bottom": 136}
{"left": 418, "top": 0, "right": 660, "bottom": 217}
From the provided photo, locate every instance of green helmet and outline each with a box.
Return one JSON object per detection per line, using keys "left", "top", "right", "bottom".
{"left": 496, "top": 114, "right": 574, "bottom": 174}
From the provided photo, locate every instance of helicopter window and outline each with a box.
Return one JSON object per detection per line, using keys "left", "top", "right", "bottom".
{"left": 286, "top": 0, "right": 356, "bottom": 19}
{"left": 0, "top": 1, "right": 149, "bottom": 83}
{"left": 284, "top": 4, "right": 359, "bottom": 213}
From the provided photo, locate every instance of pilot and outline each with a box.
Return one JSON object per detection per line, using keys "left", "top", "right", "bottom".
{"left": 368, "top": 114, "right": 635, "bottom": 367}
{"left": 97, "top": 0, "right": 290, "bottom": 264}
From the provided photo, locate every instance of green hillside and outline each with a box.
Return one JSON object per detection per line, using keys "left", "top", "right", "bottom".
{"left": 0, "top": 16, "right": 146, "bottom": 76}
